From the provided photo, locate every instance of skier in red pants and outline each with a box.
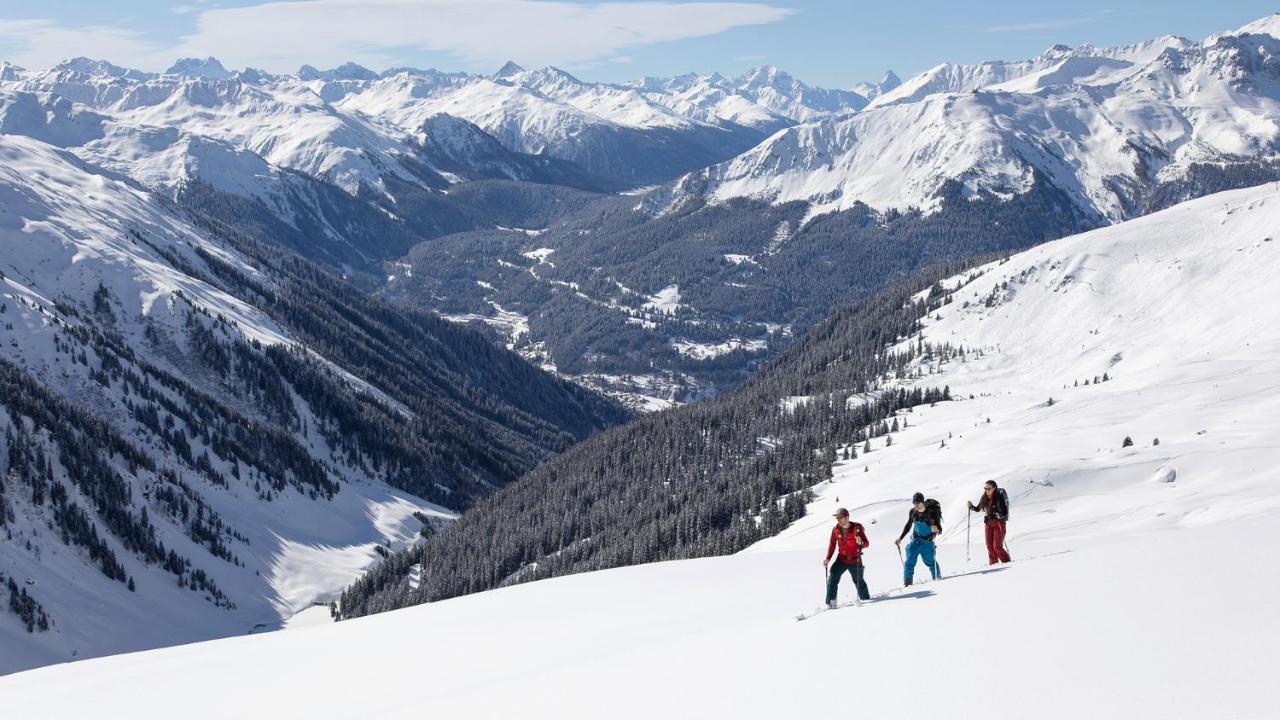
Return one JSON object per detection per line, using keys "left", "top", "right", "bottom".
{"left": 968, "top": 480, "right": 1011, "bottom": 564}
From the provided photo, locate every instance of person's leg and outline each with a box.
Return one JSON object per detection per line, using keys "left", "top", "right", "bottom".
{"left": 993, "top": 520, "right": 1011, "bottom": 563}
{"left": 826, "top": 560, "right": 844, "bottom": 605}
{"left": 904, "top": 540, "right": 920, "bottom": 585}
{"left": 852, "top": 562, "right": 870, "bottom": 600}
{"left": 985, "top": 520, "right": 999, "bottom": 565}
{"left": 921, "top": 540, "right": 941, "bottom": 579}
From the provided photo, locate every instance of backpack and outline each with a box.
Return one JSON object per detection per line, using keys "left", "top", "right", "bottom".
{"left": 924, "top": 498, "right": 943, "bottom": 531}
{"left": 997, "top": 488, "right": 1010, "bottom": 518}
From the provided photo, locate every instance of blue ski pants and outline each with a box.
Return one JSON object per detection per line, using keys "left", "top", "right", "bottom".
{"left": 903, "top": 538, "right": 941, "bottom": 583}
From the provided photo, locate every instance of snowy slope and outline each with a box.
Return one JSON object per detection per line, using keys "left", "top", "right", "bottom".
{"left": 0, "top": 131, "right": 625, "bottom": 675}
{"left": 869, "top": 36, "right": 1191, "bottom": 108}
{"left": 0, "top": 133, "right": 459, "bottom": 672}
{"left": 3, "top": 183, "right": 1277, "bottom": 714}
{"left": 2, "top": 517, "right": 1272, "bottom": 718}
{"left": 683, "top": 16, "right": 1280, "bottom": 221}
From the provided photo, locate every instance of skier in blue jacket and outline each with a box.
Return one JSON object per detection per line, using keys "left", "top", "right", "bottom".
{"left": 895, "top": 492, "right": 942, "bottom": 586}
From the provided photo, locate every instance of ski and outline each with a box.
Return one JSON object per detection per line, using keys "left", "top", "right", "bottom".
{"left": 794, "top": 565, "right": 1014, "bottom": 621}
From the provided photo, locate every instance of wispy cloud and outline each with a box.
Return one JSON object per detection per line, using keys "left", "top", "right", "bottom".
{"left": 984, "top": 10, "right": 1115, "bottom": 34}
{"left": 0, "top": 1, "right": 794, "bottom": 73}
{"left": 0, "top": 19, "right": 164, "bottom": 69}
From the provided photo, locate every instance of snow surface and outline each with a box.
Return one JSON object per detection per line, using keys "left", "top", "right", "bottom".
{"left": 641, "top": 284, "right": 682, "bottom": 313}
{"left": 670, "top": 337, "right": 767, "bottom": 360}
{"left": 3, "top": 518, "right": 1271, "bottom": 718}
{"left": 4, "top": 181, "right": 1277, "bottom": 716}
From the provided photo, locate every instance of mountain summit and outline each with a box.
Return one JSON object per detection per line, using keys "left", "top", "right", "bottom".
{"left": 166, "top": 56, "right": 233, "bottom": 80}
{"left": 494, "top": 60, "right": 526, "bottom": 78}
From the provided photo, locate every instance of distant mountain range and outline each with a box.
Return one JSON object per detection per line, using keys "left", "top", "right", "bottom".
{"left": 687, "top": 15, "right": 1280, "bottom": 221}
{"left": 388, "top": 14, "right": 1280, "bottom": 407}
{"left": 4, "top": 18, "right": 1278, "bottom": 410}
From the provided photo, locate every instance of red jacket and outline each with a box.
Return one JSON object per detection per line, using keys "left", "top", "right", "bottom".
{"left": 826, "top": 522, "right": 869, "bottom": 564}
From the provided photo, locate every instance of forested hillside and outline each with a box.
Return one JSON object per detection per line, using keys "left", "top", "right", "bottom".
{"left": 0, "top": 133, "right": 625, "bottom": 672}
{"left": 385, "top": 175, "right": 1082, "bottom": 406}
{"left": 338, "top": 256, "right": 988, "bottom": 617}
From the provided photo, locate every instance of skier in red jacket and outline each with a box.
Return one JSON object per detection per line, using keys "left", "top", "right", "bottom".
{"left": 824, "top": 508, "right": 871, "bottom": 608}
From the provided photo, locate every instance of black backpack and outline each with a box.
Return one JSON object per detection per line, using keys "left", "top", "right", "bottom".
{"left": 997, "top": 488, "right": 1010, "bottom": 518}
{"left": 924, "top": 498, "right": 943, "bottom": 531}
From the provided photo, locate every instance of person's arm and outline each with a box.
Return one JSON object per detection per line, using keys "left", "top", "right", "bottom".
{"left": 824, "top": 528, "right": 836, "bottom": 564}
{"left": 857, "top": 524, "right": 870, "bottom": 549}
{"left": 897, "top": 514, "right": 912, "bottom": 543}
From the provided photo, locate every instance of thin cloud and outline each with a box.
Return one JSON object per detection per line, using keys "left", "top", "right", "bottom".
{"left": 0, "top": 19, "right": 164, "bottom": 69}
{"left": 0, "top": 1, "right": 794, "bottom": 73}
{"left": 984, "top": 10, "right": 1115, "bottom": 34}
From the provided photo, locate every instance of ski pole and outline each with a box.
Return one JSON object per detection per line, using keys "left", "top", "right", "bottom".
{"left": 966, "top": 506, "right": 971, "bottom": 564}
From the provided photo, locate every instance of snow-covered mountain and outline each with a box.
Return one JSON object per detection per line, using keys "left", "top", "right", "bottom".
{"left": 851, "top": 69, "right": 901, "bottom": 101}
{"left": 354, "top": 13, "right": 1280, "bottom": 410}
{"left": 0, "top": 55, "right": 873, "bottom": 278}
{"left": 0, "top": 56, "right": 864, "bottom": 195}
{"left": 679, "top": 15, "right": 1280, "bottom": 222}
{"left": 5, "top": 182, "right": 1277, "bottom": 717}
{"left": 0, "top": 133, "right": 624, "bottom": 674}
{"left": 866, "top": 37, "right": 1189, "bottom": 108}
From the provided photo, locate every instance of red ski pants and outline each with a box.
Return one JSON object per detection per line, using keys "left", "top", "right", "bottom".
{"left": 985, "top": 519, "right": 1011, "bottom": 564}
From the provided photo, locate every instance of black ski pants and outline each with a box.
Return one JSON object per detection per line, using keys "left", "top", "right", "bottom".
{"left": 826, "top": 559, "right": 870, "bottom": 604}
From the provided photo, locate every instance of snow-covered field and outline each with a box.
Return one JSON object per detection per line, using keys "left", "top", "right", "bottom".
{"left": 3, "top": 517, "right": 1272, "bottom": 718}
{"left": 4, "top": 185, "right": 1278, "bottom": 716}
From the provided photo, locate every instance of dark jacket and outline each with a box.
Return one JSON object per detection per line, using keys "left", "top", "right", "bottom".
{"left": 970, "top": 488, "right": 1009, "bottom": 522}
{"left": 899, "top": 507, "right": 940, "bottom": 542}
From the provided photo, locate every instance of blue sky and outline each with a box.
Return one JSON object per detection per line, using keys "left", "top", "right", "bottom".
{"left": 0, "top": 1, "right": 1276, "bottom": 87}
